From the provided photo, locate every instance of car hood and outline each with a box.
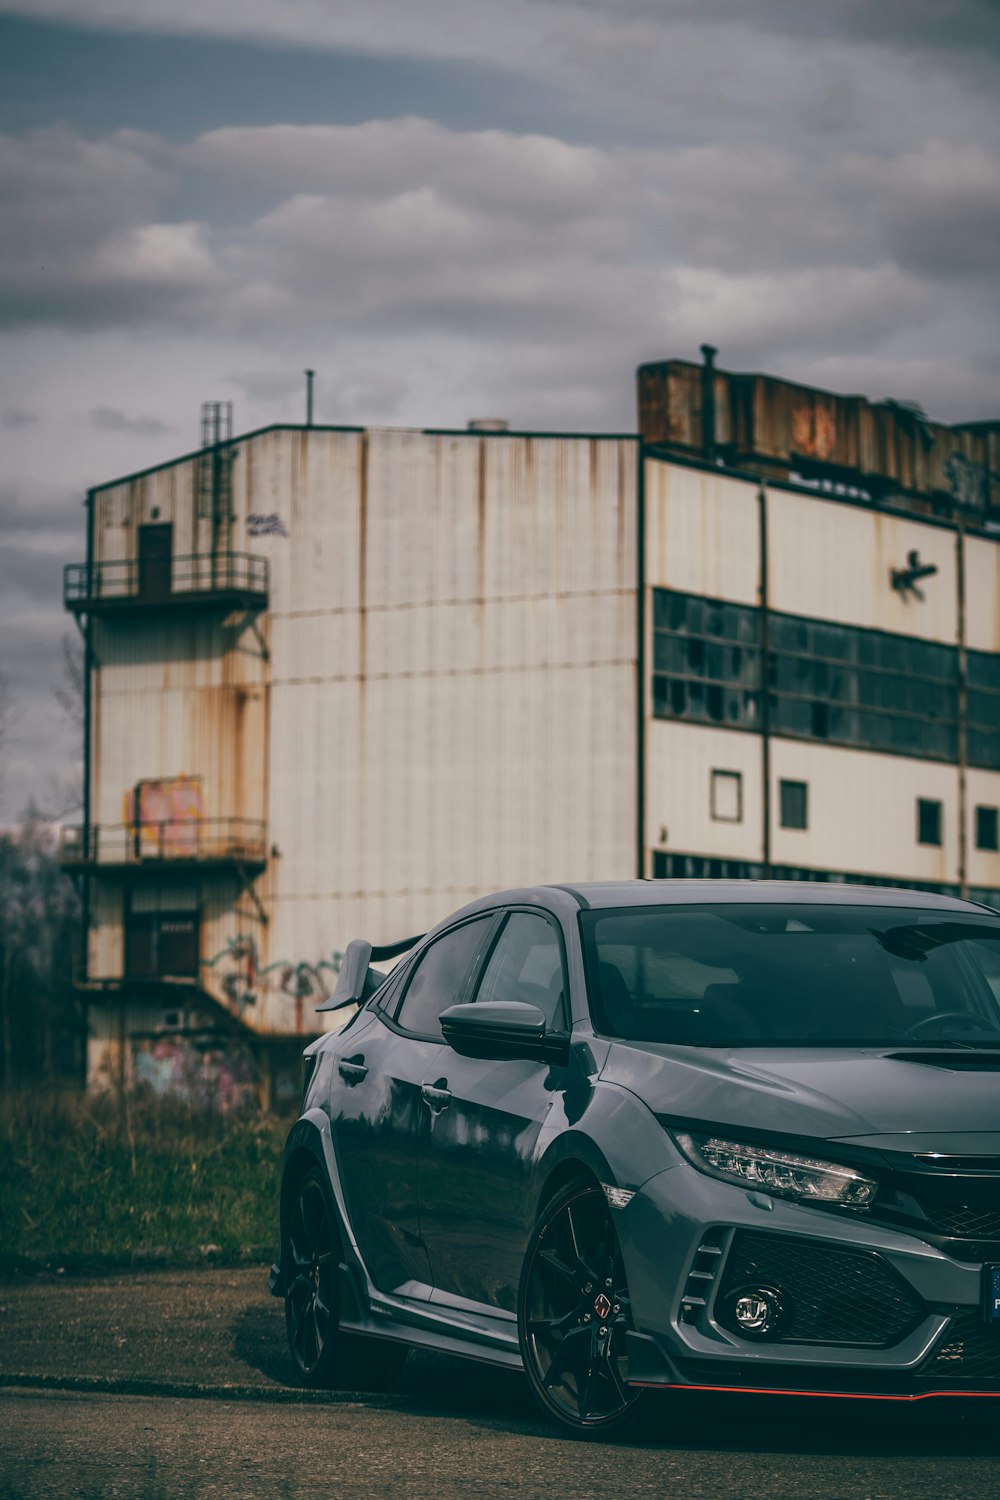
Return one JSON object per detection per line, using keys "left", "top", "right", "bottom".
{"left": 601, "top": 1042, "right": 1000, "bottom": 1147}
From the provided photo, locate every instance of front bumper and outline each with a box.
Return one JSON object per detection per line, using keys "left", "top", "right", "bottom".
{"left": 620, "top": 1163, "right": 1000, "bottom": 1397}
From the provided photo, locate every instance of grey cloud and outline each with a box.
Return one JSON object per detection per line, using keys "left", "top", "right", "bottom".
{"left": 1, "top": 408, "right": 38, "bottom": 427}
{"left": 90, "top": 405, "right": 173, "bottom": 436}
{"left": 0, "top": 128, "right": 220, "bottom": 329}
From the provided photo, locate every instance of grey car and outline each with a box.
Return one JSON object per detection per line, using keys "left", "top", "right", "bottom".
{"left": 270, "top": 880, "right": 1000, "bottom": 1433}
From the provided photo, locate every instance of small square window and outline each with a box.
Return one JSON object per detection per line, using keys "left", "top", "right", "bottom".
{"left": 711, "top": 769, "right": 742, "bottom": 822}
{"left": 779, "top": 779, "right": 808, "bottom": 830}
{"left": 917, "top": 798, "right": 943, "bottom": 847}
{"left": 976, "top": 805, "right": 999, "bottom": 852}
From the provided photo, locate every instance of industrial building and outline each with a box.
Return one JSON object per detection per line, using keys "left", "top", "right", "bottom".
{"left": 62, "top": 352, "right": 1000, "bottom": 1101}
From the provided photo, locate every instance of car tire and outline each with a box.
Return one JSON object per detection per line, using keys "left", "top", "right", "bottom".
{"left": 518, "top": 1176, "right": 647, "bottom": 1435}
{"left": 284, "top": 1166, "right": 407, "bottom": 1390}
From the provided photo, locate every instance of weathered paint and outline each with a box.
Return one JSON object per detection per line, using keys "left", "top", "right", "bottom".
{"left": 84, "top": 427, "right": 639, "bottom": 1042}
{"left": 646, "top": 721, "right": 764, "bottom": 864}
{"left": 964, "top": 535, "right": 1000, "bottom": 654}
{"left": 767, "top": 489, "right": 959, "bottom": 643}
{"left": 644, "top": 461, "right": 759, "bottom": 605}
{"left": 639, "top": 359, "right": 1000, "bottom": 516}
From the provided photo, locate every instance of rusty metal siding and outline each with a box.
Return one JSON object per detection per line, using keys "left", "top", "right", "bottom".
{"left": 639, "top": 359, "right": 1000, "bottom": 516}
{"left": 647, "top": 724, "right": 964, "bottom": 887}
{"left": 644, "top": 459, "right": 760, "bottom": 605}
{"left": 86, "top": 426, "right": 638, "bottom": 1038}
{"left": 767, "top": 489, "right": 959, "bottom": 643}
{"left": 646, "top": 721, "right": 764, "bottom": 864}
{"left": 967, "top": 767, "right": 1000, "bottom": 893}
{"left": 261, "top": 428, "right": 638, "bottom": 1037}
{"left": 769, "top": 741, "right": 960, "bottom": 886}
{"left": 964, "top": 536, "right": 1000, "bottom": 654}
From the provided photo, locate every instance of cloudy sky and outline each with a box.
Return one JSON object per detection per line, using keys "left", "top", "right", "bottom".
{"left": 1, "top": 0, "right": 999, "bottom": 816}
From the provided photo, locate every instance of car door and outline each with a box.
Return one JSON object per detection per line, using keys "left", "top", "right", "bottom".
{"left": 417, "top": 908, "right": 572, "bottom": 1314}
{"left": 329, "top": 914, "right": 496, "bottom": 1297}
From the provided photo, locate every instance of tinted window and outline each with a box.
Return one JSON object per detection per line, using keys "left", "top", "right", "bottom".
{"left": 581, "top": 904, "right": 1000, "bottom": 1046}
{"left": 475, "top": 913, "right": 566, "bottom": 1027}
{"left": 395, "top": 918, "right": 493, "bottom": 1038}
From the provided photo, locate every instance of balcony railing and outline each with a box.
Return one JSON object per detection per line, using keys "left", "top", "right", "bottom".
{"left": 64, "top": 552, "right": 269, "bottom": 615}
{"left": 60, "top": 819, "right": 268, "bottom": 872}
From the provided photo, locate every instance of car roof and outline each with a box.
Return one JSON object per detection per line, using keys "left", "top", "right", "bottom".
{"left": 557, "top": 880, "right": 993, "bottom": 913}
{"left": 418, "top": 878, "right": 996, "bottom": 947}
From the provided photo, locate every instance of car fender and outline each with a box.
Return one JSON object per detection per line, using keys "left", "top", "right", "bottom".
{"left": 528, "top": 1078, "right": 680, "bottom": 1218}
{"left": 279, "top": 1107, "right": 361, "bottom": 1261}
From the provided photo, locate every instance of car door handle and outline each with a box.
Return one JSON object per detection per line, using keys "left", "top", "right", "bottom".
{"left": 338, "top": 1055, "right": 368, "bottom": 1084}
{"left": 421, "top": 1081, "right": 452, "bottom": 1112}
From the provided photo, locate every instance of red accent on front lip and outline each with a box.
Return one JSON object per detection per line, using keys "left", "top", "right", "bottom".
{"left": 627, "top": 1382, "right": 1000, "bottom": 1401}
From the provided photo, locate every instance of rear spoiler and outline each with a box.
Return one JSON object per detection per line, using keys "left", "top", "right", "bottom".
{"left": 315, "top": 933, "right": 424, "bottom": 1012}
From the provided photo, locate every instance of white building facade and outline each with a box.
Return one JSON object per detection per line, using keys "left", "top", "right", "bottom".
{"left": 63, "top": 356, "right": 1000, "bottom": 1100}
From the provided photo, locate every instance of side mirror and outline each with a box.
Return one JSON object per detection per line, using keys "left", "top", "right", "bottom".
{"left": 440, "top": 1001, "right": 570, "bottom": 1065}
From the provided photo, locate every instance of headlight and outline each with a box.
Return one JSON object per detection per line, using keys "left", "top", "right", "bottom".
{"left": 673, "top": 1132, "right": 877, "bottom": 1208}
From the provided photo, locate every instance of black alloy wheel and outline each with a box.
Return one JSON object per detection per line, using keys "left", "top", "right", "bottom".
{"left": 519, "top": 1178, "right": 646, "bottom": 1434}
{"left": 284, "top": 1167, "right": 407, "bottom": 1389}
{"left": 285, "top": 1168, "right": 340, "bottom": 1384}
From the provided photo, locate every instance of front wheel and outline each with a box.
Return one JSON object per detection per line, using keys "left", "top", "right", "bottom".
{"left": 518, "top": 1178, "right": 646, "bottom": 1435}
{"left": 284, "top": 1167, "right": 406, "bottom": 1389}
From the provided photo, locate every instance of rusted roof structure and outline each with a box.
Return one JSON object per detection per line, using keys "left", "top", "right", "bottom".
{"left": 639, "top": 355, "right": 999, "bottom": 518}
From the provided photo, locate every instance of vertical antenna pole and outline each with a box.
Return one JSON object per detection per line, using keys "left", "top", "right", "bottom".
{"left": 305, "top": 369, "right": 315, "bottom": 427}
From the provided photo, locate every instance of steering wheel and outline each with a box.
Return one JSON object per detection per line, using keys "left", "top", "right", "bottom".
{"left": 904, "top": 1011, "right": 996, "bottom": 1039}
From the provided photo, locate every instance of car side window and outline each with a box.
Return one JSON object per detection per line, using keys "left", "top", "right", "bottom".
{"left": 474, "top": 912, "right": 566, "bottom": 1028}
{"left": 394, "top": 917, "right": 494, "bottom": 1039}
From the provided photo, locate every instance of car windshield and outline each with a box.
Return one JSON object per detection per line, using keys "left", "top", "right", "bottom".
{"left": 580, "top": 903, "right": 1000, "bottom": 1047}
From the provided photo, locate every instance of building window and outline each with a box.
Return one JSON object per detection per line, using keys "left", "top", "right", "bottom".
{"left": 651, "top": 587, "right": 1000, "bottom": 771}
{"left": 710, "top": 769, "right": 743, "bottom": 822}
{"left": 779, "top": 780, "right": 808, "bottom": 830}
{"left": 917, "top": 798, "right": 943, "bottom": 847}
{"left": 976, "top": 805, "right": 999, "bottom": 852}
{"left": 125, "top": 911, "right": 199, "bottom": 978}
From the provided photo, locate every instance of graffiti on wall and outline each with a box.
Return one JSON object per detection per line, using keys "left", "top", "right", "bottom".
{"left": 126, "top": 776, "right": 204, "bottom": 857}
{"left": 132, "top": 1034, "right": 256, "bottom": 1112}
{"left": 203, "top": 937, "right": 344, "bottom": 1031}
{"left": 247, "top": 513, "right": 289, "bottom": 538}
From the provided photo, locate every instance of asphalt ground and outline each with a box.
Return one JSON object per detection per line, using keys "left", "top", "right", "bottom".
{"left": 2, "top": 1267, "right": 1000, "bottom": 1498}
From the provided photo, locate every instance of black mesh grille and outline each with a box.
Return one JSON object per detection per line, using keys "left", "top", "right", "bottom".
{"left": 928, "top": 1313, "right": 1000, "bottom": 1383}
{"left": 718, "top": 1231, "right": 923, "bottom": 1347}
{"left": 919, "top": 1204, "right": 1000, "bottom": 1240}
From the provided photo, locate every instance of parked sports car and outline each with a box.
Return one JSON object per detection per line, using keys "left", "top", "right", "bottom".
{"left": 270, "top": 881, "right": 1000, "bottom": 1433}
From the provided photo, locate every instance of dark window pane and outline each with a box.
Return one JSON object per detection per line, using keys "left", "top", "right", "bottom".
{"left": 475, "top": 913, "right": 565, "bottom": 1027}
{"left": 780, "top": 780, "right": 808, "bottom": 830}
{"left": 977, "top": 806, "right": 999, "bottom": 852}
{"left": 396, "top": 917, "right": 493, "bottom": 1038}
{"left": 159, "top": 916, "right": 199, "bottom": 976}
{"left": 917, "top": 798, "right": 943, "bottom": 847}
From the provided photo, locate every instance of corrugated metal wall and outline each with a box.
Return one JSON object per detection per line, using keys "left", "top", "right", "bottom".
{"left": 86, "top": 428, "right": 638, "bottom": 1037}
{"left": 643, "top": 456, "right": 1000, "bottom": 890}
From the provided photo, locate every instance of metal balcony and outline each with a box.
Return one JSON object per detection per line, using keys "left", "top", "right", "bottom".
{"left": 64, "top": 552, "right": 269, "bottom": 617}
{"left": 59, "top": 819, "right": 268, "bottom": 875}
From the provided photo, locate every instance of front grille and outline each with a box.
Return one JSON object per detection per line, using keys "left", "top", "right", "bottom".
{"left": 920, "top": 1204, "right": 1000, "bottom": 1240}
{"left": 718, "top": 1231, "right": 923, "bottom": 1347}
{"left": 927, "top": 1313, "right": 1000, "bottom": 1384}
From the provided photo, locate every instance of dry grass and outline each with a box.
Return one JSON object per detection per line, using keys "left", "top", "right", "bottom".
{"left": 0, "top": 1088, "right": 290, "bottom": 1271}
